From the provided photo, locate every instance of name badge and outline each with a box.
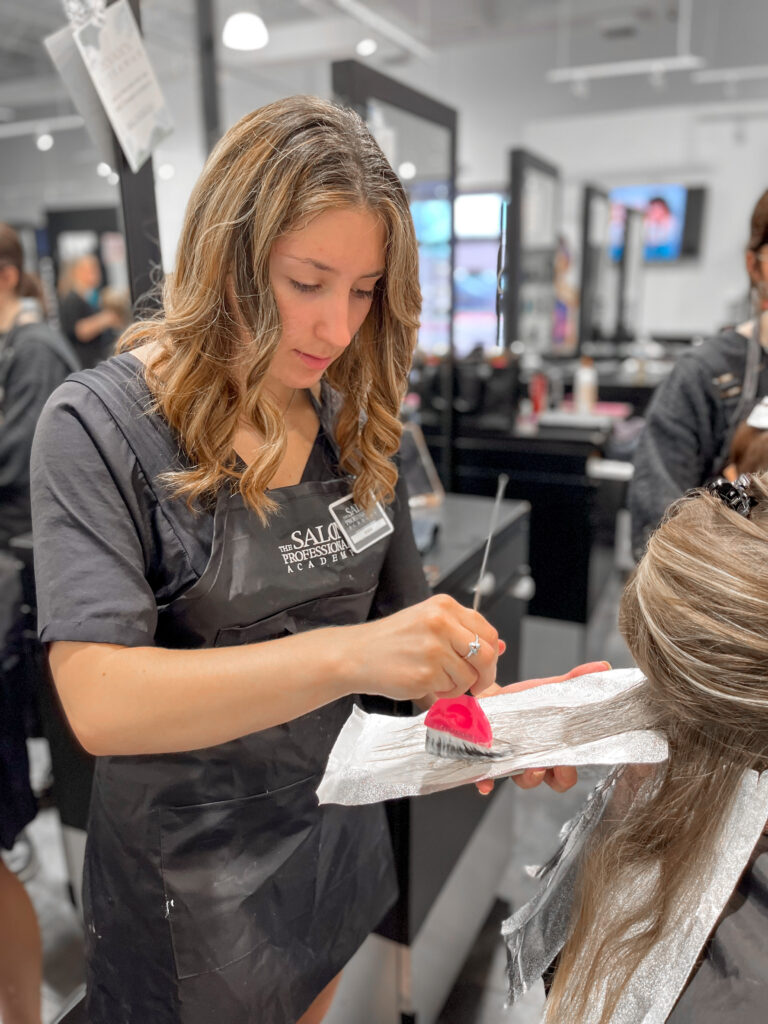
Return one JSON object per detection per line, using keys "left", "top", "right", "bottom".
{"left": 328, "top": 493, "right": 394, "bottom": 554}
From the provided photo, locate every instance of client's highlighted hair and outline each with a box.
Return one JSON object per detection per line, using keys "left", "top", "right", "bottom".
{"left": 545, "top": 472, "right": 768, "bottom": 1023}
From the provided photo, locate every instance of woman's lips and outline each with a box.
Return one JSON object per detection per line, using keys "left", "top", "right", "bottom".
{"left": 296, "top": 350, "right": 334, "bottom": 370}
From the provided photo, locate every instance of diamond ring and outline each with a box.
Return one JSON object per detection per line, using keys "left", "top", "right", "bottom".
{"left": 464, "top": 633, "right": 481, "bottom": 660}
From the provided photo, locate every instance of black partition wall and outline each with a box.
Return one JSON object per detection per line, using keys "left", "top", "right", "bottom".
{"left": 332, "top": 60, "right": 458, "bottom": 489}
{"left": 503, "top": 148, "right": 563, "bottom": 355}
{"left": 617, "top": 206, "right": 645, "bottom": 340}
{"left": 578, "top": 183, "right": 616, "bottom": 346}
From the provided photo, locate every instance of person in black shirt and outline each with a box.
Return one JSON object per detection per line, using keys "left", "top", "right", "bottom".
{"left": 0, "top": 222, "right": 76, "bottom": 1024}
{"left": 31, "top": 97, "right": 583, "bottom": 1024}
{"left": 57, "top": 253, "right": 121, "bottom": 370}
{"left": 629, "top": 189, "right": 768, "bottom": 557}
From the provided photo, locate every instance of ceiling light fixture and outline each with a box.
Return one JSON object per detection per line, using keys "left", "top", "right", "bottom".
{"left": 548, "top": 53, "right": 703, "bottom": 85}
{"left": 570, "top": 78, "right": 590, "bottom": 99}
{"left": 157, "top": 163, "right": 176, "bottom": 181}
{"left": 548, "top": 0, "right": 703, "bottom": 87}
{"left": 327, "top": 0, "right": 431, "bottom": 60}
{"left": 397, "top": 161, "right": 416, "bottom": 180}
{"left": 222, "top": 11, "right": 269, "bottom": 51}
{"left": 36, "top": 132, "right": 54, "bottom": 151}
{"left": 692, "top": 65, "right": 768, "bottom": 86}
{"left": 97, "top": 162, "right": 112, "bottom": 177}
{"left": 355, "top": 37, "right": 377, "bottom": 57}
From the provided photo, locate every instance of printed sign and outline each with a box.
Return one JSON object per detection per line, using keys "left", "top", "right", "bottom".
{"left": 73, "top": 0, "right": 173, "bottom": 173}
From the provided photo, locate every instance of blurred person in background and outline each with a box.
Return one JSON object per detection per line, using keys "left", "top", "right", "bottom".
{"left": 0, "top": 222, "right": 77, "bottom": 1024}
{"left": 629, "top": 189, "right": 768, "bottom": 557}
{"left": 58, "top": 253, "right": 122, "bottom": 369}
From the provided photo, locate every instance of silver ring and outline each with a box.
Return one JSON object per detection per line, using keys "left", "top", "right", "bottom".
{"left": 464, "top": 633, "right": 481, "bottom": 660}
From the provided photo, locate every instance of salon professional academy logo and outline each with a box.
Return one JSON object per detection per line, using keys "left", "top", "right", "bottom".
{"left": 278, "top": 521, "right": 352, "bottom": 574}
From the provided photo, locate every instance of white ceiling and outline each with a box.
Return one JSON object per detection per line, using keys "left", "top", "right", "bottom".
{"left": 0, "top": 0, "right": 766, "bottom": 147}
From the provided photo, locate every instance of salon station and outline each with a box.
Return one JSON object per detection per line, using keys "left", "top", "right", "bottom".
{"left": 2, "top": 2, "right": 768, "bottom": 1024}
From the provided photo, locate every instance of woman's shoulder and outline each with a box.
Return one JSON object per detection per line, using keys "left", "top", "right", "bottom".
{"left": 674, "top": 327, "right": 751, "bottom": 379}
{"left": 40, "top": 351, "right": 145, "bottom": 420}
{"left": 35, "top": 350, "right": 170, "bottom": 469}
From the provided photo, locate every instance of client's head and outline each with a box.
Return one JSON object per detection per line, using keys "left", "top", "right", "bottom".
{"left": 545, "top": 471, "right": 768, "bottom": 1024}
{"left": 619, "top": 471, "right": 768, "bottom": 762}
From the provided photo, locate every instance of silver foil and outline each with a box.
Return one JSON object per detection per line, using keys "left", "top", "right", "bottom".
{"left": 317, "top": 668, "right": 667, "bottom": 806}
{"left": 503, "top": 768, "right": 768, "bottom": 1023}
{"left": 502, "top": 768, "right": 623, "bottom": 1004}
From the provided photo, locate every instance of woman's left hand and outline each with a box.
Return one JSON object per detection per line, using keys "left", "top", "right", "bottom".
{"left": 473, "top": 660, "right": 612, "bottom": 796}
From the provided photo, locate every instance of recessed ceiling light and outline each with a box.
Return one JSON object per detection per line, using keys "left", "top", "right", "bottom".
{"left": 222, "top": 12, "right": 269, "bottom": 51}
{"left": 356, "top": 38, "right": 378, "bottom": 57}
{"left": 36, "top": 132, "right": 54, "bottom": 151}
{"left": 398, "top": 161, "right": 416, "bottom": 180}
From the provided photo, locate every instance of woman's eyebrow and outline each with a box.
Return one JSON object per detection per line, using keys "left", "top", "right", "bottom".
{"left": 285, "top": 255, "right": 384, "bottom": 278}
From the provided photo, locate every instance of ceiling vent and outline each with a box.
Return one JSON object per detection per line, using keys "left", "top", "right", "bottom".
{"left": 598, "top": 15, "right": 641, "bottom": 40}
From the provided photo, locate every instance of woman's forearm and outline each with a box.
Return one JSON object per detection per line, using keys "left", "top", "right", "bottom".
{"left": 49, "top": 630, "right": 353, "bottom": 756}
{"left": 49, "top": 594, "right": 503, "bottom": 757}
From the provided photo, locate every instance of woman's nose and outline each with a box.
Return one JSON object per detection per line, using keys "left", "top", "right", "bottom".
{"left": 315, "top": 295, "right": 354, "bottom": 350}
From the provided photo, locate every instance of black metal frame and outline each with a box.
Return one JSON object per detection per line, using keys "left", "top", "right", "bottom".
{"left": 109, "top": 0, "right": 162, "bottom": 310}
{"left": 578, "top": 182, "right": 609, "bottom": 348}
{"left": 616, "top": 206, "right": 644, "bottom": 340}
{"left": 332, "top": 60, "right": 458, "bottom": 490}
{"left": 195, "top": 0, "right": 222, "bottom": 154}
{"left": 503, "top": 147, "right": 560, "bottom": 354}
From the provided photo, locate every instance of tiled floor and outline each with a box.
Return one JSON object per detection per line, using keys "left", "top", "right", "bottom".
{"left": 9, "top": 570, "right": 633, "bottom": 1024}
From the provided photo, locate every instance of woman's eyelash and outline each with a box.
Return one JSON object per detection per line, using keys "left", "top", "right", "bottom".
{"left": 289, "top": 280, "right": 375, "bottom": 300}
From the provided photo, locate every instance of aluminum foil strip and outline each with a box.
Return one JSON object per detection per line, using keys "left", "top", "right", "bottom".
{"left": 317, "top": 668, "right": 667, "bottom": 807}
{"left": 502, "top": 768, "right": 623, "bottom": 1005}
{"left": 503, "top": 768, "right": 768, "bottom": 1023}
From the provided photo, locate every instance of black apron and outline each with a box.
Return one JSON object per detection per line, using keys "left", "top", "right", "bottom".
{"left": 79, "top": 374, "right": 397, "bottom": 1023}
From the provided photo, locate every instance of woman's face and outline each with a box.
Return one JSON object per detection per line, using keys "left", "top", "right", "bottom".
{"left": 266, "top": 206, "right": 386, "bottom": 395}
{"left": 747, "top": 245, "right": 768, "bottom": 309}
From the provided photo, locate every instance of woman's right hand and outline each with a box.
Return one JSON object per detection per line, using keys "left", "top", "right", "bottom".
{"left": 339, "top": 594, "right": 501, "bottom": 702}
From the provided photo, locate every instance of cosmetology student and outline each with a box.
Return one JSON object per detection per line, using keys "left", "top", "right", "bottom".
{"left": 508, "top": 472, "right": 768, "bottom": 1023}
{"left": 629, "top": 188, "right": 768, "bottom": 558}
{"left": 0, "top": 222, "right": 77, "bottom": 1024}
{"left": 29, "top": 96, "right": 583, "bottom": 1024}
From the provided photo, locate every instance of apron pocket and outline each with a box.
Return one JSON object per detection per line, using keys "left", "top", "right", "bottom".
{"left": 214, "top": 584, "right": 378, "bottom": 647}
{"left": 160, "top": 774, "right": 321, "bottom": 979}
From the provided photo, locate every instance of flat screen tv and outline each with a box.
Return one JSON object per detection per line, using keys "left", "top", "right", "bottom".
{"left": 609, "top": 184, "right": 706, "bottom": 262}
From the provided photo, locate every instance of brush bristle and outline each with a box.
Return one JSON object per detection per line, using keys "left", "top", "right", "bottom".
{"left": 425, "top": 727, "right": 499, "bottom": 759}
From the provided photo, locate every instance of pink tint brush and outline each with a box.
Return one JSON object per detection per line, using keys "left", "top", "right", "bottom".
{"left": 425, "top": 474, "right": 509, "bottom": 759}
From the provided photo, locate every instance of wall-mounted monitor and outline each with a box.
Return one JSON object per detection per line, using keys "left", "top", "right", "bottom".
{"left": 609, "top": 184, "right": 707, "bottom": 263}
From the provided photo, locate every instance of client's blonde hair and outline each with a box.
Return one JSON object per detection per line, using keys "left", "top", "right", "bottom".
{"left": 544, "top": 472, "right": 768, "bottom": 1023}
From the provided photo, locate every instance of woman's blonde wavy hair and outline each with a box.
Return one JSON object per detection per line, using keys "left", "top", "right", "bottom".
{"left": 118, "top": 95, "right": 421, "bottom": 519}
{"left": 544, "top": 472, "right": 768, "bottom": 1023}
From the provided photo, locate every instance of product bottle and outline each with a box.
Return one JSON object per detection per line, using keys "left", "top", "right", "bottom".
{"left": 573, "top": 356, "right": 598, "bottom": 414}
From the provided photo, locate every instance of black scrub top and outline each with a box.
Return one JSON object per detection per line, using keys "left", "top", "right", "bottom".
{"left": 58, "top": 290, "right": 117, "bottom": 371}
{"left": 30, "top": 352, "right": 429, "bottom": 648}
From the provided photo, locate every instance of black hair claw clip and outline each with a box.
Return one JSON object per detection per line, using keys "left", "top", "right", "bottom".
{"left": 706, "top": 474, "right": 757, "bottom": 517}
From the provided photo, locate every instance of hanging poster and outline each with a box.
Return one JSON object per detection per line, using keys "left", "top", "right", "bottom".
{"left": 73, "top": 0, "right": 173, "bottom": 173}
